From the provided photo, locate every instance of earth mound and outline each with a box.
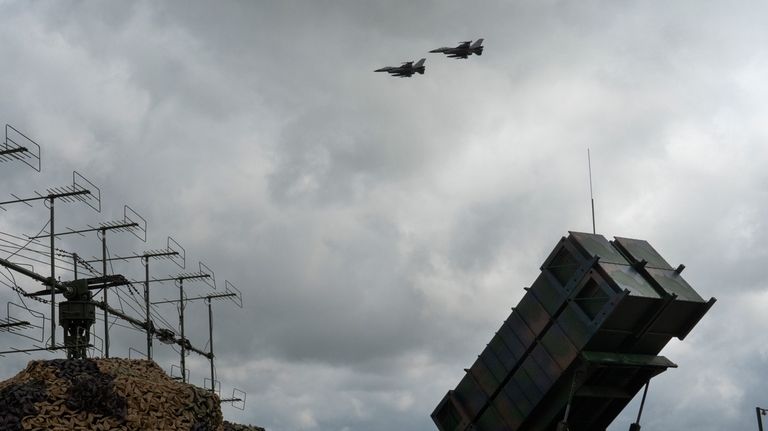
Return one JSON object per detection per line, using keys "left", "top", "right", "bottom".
{"left": 0, "top": 358, "right": 258, "bottom": 431}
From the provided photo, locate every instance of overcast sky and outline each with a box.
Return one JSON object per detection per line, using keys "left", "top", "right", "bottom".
{"left": 1, "top": 1, "right": 767, "bottom": 430}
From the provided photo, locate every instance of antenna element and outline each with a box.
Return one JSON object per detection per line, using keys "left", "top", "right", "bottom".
{"left": 588, "top": 148, "right": 596, "bottom": 234}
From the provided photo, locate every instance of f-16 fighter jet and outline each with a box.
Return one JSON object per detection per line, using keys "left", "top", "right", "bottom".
{"left": 429, "top": 39, "right": 484, "bottom": 59}
{"left": 374, "top": 58, "right": 426, "bottom": 77}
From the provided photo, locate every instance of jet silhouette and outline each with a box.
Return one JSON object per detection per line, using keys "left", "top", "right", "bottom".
{"left": 429, "top": 39, "right": 484, "bottom": 59}
{"left": 374, "top": 58, "right": 426, "bottom": 77}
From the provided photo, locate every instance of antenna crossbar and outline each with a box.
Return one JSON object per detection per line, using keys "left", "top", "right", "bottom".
{"left": 0, "top": 147, "right": 27, "bottom": 157}
{"left": 151, "top": 292, "right": 235, "bottom": 305}
{"left": 0, "top": 189, "right": 89, "bottom": 206}
{"left": 144, "top": 251, "right": 178, "bottom": 259}
{"left": 82, "top": 250, "right": 178, "bottom": 264}
{"left": 148, "top": 273, "right": 210, "bottom": 284}
{"left": 0, "top": 320, "right": 30, "bottom": 330}
{"left": 28, "top": 222, "right": 139, "bottom": 239}
{"left": 0, "top": 344, "right": 80, "bottom": 356}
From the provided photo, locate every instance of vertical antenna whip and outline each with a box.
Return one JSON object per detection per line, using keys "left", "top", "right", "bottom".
{"left": 588, "top": 148, "right": 596, "bottom": 234}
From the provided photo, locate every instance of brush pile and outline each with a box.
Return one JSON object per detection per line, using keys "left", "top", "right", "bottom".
{"left": 0, "top": 358, "right": 234, "bottom": 430}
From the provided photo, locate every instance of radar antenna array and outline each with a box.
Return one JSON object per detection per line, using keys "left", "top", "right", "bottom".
{"left": 152, "top": 280, "right": 243, "bottom": 403}
{"left": 148, "top": 261, "right": 215, "bottom": 383}
{"left": 27, "top": 204, "right": 147, "bottom": 357}
{"left": 1, "top": 124, "right": 41, "bottom": 171}
{"left": 0, "top": 170, "right": 101, "bottom": 347}
{"left": 78, "top": 236, "right": 184, "bottom": 360}
{"left": 0, "top": 124, "right": 250, "bottom": 414}
{"left": 1, "top": 301, "right": 44, "bottom": 343}
{"left": 221, "top": 388, "right": 247, "bottom": 411}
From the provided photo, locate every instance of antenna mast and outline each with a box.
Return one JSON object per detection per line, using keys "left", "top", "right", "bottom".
{"left": 588, "top": 148, "right": 596, "bottom": 234}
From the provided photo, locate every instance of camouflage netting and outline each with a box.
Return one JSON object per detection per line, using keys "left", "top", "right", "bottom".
{"left": 222, "top": 421, "right": 265, "bottom": 431}
{"left": 0, "top": 358, "right": 258, "bottom": 431}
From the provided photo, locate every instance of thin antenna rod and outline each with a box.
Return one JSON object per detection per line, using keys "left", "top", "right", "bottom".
{"left": 588, "top": 148, "right": 596, "bottom": 234}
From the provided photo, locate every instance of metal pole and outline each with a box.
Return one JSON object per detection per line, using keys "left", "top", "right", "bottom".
{"left": 758, "top": 407, "right": 765, "bottom": 431}
{"left": 49, "top": 197, "right": 56, "bottom": 349}
{"left": 208, "top": 297, "right": 215, "bottom": 392}
{"left": 588, "top": 148, "right": 596, "bottom": 234}
{"left": 629, "top": 381, "right": 650, "bottom": 431}
{"left": 179, "top": 278, "right": 186, "bottom": 383}
{"left": 636, "top": 381, "right": 650, "bottom": 423}
{"left": 101, "top": 229, "right": 109, "bottom": 358}
{"left": 558, "top": 371, "right": 580, "bottom": 431}
{"left": 144, "top": 256, "right": 152, "bottom": 360}
{"left": 73, "top": 253, "right": 78, "bottom": 280}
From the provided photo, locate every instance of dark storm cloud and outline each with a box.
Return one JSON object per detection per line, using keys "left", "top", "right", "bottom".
{"left": 2, "top": 1, "right": 768, "bottom": 430}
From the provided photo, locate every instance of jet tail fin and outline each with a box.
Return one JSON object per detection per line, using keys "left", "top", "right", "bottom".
{"left": 414, "top": 58, "right": 426, "bottom": 74}
{"left": 471, "top": 39, "right": 484, "bottom": 56}
{"left": 469, "top": 39, "right": 483, "bottom": 55}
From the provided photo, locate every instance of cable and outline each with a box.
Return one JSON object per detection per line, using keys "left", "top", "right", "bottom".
{"left": 0, "top": 267, "right": 49, "bottom": 305}
{"left": 3, "top": 220, "right": 50, "bottom": 260}
{"left": 0, "top": 231, "right": 50, "bottom": 251}
{"left": 0, "top": 237, "right": 84, "bottom": 273}
{"left": 0, "top": 248, "right": 79, "bottom": 276}
{"left": 0, "top": 238, "right": 51, "bottom": 257}
{"left": 94, "top": 315, "right": 144, "bottom": 334}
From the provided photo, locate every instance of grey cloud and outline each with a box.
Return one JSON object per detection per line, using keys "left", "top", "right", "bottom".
{"left": 3, "top": 1, "right": 768, "bottom": 430}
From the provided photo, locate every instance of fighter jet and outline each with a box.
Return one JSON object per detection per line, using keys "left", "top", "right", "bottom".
{"left": 429, "top": 39, "right": 484, "bottom": 59}
{"left": 374, "top": 58, "right": 426, "bottom": 77}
